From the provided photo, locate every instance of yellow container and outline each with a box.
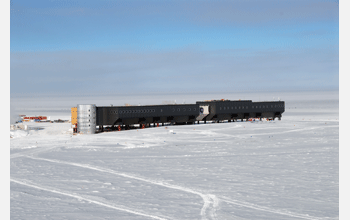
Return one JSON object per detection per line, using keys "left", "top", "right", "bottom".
{"left": 71, "top": 107, "right": 77, "bottom": 125}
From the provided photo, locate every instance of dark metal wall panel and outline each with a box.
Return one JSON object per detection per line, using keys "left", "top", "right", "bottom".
{"left": 96, "top": 107, "right": 119, "bottom": 126}
{"left": 95, "top": 100, "right": 284, "bottom": 126}
{"left": 96, "top": 104, "right": 200, "bottom": 126}
{"left": 196, "top": 100, "right": 285, "bottom": 121}
{"left": 250, "top": 101, "right": 285, "bottom": 113}
{"left": 110, "top": 104, "right": 199, "bottom": 118}
{"left": 197, "top": 100, "right": 285, "bottom": 113}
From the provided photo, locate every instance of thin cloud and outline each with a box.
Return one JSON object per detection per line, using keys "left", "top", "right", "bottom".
{"left": 11, "top": 47, "right": 338, "bottom": 95}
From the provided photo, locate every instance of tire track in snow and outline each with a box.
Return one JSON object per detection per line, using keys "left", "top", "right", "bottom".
{"left": 220, "top": 197, "right": 324, "bottom": 220}
{"left": 200, "top": 194, "right": 218, "bottom": 220}
{"left": 11, "top": 145, "right": 59, "bottom": 159}
{"left": 22, "top": 156, "right": 324, "bottom": 220}
{"left": 197, "top": 124, "right": 336, "bottom": 139}
{"left": 11, "top": 178, "right": 169, "bottom": 220}
{"left": 205, "top": 194, "right": 219, "bottom": 220}
{"left": 26, "top": 156, "right": 218, "bottom": 220}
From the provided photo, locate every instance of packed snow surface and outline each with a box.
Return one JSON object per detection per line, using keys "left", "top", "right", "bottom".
{"left": 11, "top": 92, "right": 338, "bottom": 219}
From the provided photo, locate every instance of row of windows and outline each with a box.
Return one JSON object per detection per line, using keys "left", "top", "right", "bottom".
{"left": 220, "top": 106, "right": 249, "bottom": 110}
{"left": 112, "top": 107, "right": 197, "bottom": 114}
{"left": 112, "top": 109, "right": 156, "bottom": 114}
{"left": 111, "top": 105, "right": 284, "bottom": 114}
{"left": 220, "top": 104, "right": 284, "bottom": 110}
{"left": 173, "top": 108, "right": 196, "bottom": 112}
{"left": 252, "top": 104, "right": 284, "bottom": 109}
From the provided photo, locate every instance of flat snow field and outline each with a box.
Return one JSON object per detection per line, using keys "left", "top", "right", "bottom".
{"left": 10, "top": 95, "right": 338, "bottom": 220}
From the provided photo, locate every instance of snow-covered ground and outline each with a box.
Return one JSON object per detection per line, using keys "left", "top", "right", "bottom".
{"left": 10, "top": 91, "right": 339, "bottom": 219}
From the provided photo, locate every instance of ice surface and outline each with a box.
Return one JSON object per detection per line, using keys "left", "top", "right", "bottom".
{"left": 10, "top": 91, "right": 339, "bottom": 220}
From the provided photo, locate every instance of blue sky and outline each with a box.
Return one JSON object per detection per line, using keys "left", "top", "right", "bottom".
{"left": 10, "top": 0, "right": 339, "bottom": 96}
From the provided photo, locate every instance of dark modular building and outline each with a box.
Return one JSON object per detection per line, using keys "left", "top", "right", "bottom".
{"left": 96, "top": 104, "right": 200, "bottom": 126}
{"left": 76, "top": 99, "right": 285, "bottom": 134}
{"left": 196, "top": 99, "right": 285, "bottom": 122}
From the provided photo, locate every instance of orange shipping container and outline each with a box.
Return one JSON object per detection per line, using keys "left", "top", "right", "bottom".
{"left": 71, "top": 107, "right": 77, "bottom": 125}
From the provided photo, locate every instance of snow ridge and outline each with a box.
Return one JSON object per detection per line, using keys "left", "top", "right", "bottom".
{"left": 10, "top": 178, "right": 169, "bottom": 220}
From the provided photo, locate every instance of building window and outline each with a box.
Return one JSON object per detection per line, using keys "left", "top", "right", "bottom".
{"left": 178, "top": 108, "right": 180, "bottom": 111}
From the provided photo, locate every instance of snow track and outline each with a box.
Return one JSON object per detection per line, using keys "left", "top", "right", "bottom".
{"left": 25, "top": 155, "right": 325, "bottom": 220}
{"left": 10, "top": 178, "right": 169, "bottom": 220}
{"left": 26, "top": 156, "right": 218, "bottom": 220}
{"left": 201, "top": 194, "right": 219, "bottom": 220}
{"left": 220, "top": 197, "right": 324, "bottom": 220}
{"left": 11, "top": 145, "right": 60, "bottom": 159}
